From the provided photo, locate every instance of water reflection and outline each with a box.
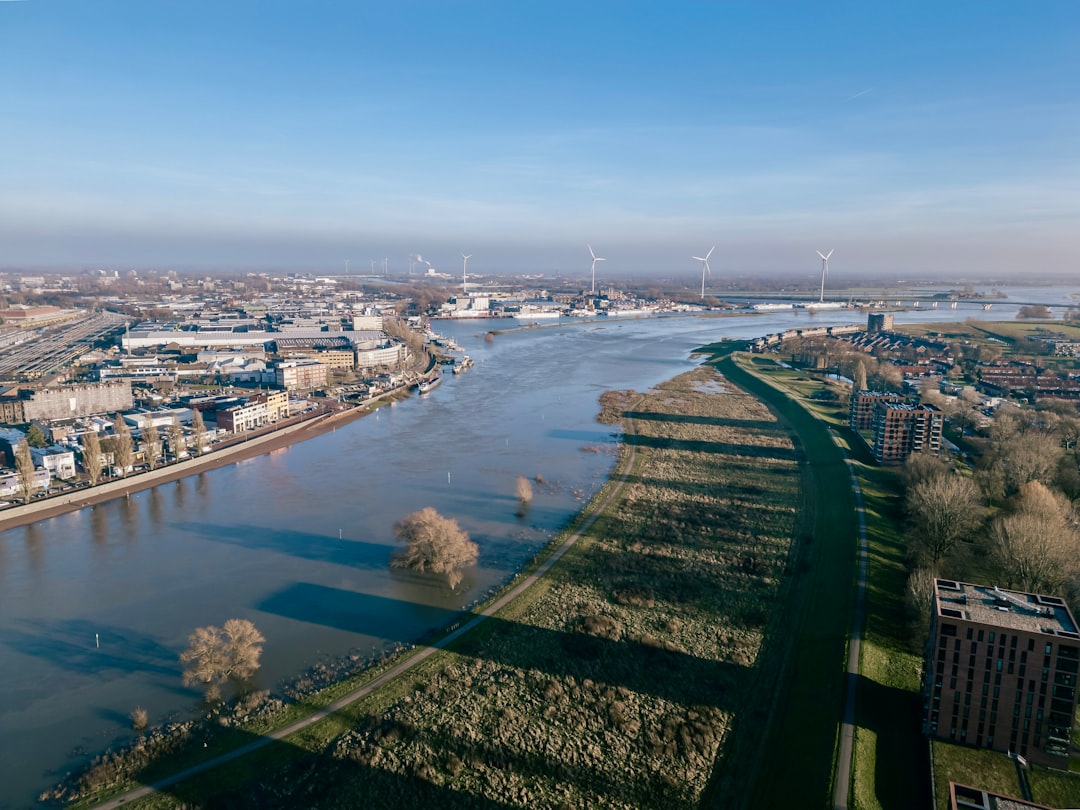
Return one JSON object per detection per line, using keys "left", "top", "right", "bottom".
{"left": 23, "top": 522, "right": 43, "bottom": 574}
{"left": 90, "top": 505, "right": 109, "bottom": 548}
{"left": 0, "top": 306, "right": 1047, "bottom": 807}
{"left": 118, "top": 492, "right": 138, "bottom": 538}
{"left": 148, "top": 487, "right": 163, "bottom": 529}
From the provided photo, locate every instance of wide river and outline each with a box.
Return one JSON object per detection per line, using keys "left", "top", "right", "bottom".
{"left": 0, "top": 291, "right": 1073, "bottom": 808}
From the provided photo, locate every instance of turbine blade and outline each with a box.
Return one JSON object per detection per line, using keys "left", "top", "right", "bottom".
{"left": 588, "top": 244, "right": 596, "bottom": 259}
{"left": 816, "top": 250, "right": 827, "bottom": 261}
{"left": 692, "top": 256, "right": 705, "bottom": 262}
{"left": 826, "top": 249, "right": 834, "bottom": 259}
{"left": 705, "top": 246, "right": 715, "bottom": 259}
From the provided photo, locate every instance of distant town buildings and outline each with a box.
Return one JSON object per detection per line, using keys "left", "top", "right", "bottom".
{"left": 867, "top": 312, "right": 894, "bottom": 333}
{"left": 924, "top": 579, "right": 1080, "bottom": 768}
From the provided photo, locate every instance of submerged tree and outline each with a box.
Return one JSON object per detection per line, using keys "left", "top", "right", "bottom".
{"left": 392, "top": 507, "right": 478, "bottom": 588}
{"left": 180, "top": 619, "right": 265, "bottom": 703}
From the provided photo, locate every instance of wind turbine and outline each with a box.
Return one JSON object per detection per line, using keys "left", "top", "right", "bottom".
{"left": 692, "top": 246, "right": 715, "bottom": 299}
{"left": 587, "top": 244, "right": 606, "bottom": 295}
{"left": 344, "top": 258, "right": 350, "bottom": 275}
{"left": 461, "top": 252, "right": 472, "bottom": 293}
{"left": 816, "top": 249, "right": 834, "bottom": 303}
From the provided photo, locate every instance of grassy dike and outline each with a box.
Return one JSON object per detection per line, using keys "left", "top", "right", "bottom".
{"left": 77, "top": 351, "right": 817, "bottom": 809}
{"left": 708, "top": 349, "right": 859, "bottom": 807}
{"left": 719, "top": 352, "right": 935, "bottom": 809}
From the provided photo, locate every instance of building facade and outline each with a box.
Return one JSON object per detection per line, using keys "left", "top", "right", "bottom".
{"left": 250, "top": 390, "right": 289, "bottom": 422}
{"left": 848, "top": 391, "right": 906, "bottom": 431}
{"left": 216, "top": 400, "right": 269, "bottom": 433}
{"left": 923, "top": 579, "right": 1080, "bottom": 768}
{"left": 274, "top": 361, "right": 328, "bottom": 391}
{"left": 867, "top": 312, "right": 895, "bottom": 333}
{"left": 872, "top": 402, "right": 943, "bottom": 463}
{"left": 17, "top": 381, "right": 134, "bottom": 422}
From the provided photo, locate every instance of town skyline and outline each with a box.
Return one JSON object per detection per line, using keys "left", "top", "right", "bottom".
{"left": 2, "top": 2, "right": 1077, "bottom": 276}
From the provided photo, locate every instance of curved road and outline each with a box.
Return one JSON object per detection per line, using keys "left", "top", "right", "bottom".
{"left": 91, "top": 406, "right": 642, "bottom": 809}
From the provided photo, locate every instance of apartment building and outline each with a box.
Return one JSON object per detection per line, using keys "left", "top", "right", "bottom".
{"left": 848, "top": 391, "right": 905, "bottom": 431}
{"left": 923, "top": 579, "right": 1080, "bottom": 768}
{"left": 273, "top": 360, "right": 327, "bottom": 391}
{"left": 872, "top": 402, "right": 943, "bottom": 463}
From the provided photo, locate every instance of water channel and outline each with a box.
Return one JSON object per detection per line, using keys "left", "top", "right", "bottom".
{"left": 0, "top": 294, "right": 1071, "bottom": 808}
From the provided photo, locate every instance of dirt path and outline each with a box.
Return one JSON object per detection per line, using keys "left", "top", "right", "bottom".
{"left": 88, "top": 405, "right": 641, "bottom": 810}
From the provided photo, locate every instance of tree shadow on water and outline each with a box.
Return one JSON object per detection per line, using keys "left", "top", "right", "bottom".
{"left": 173, "top": 521, "right": 389, "bottom": 570}
{"left": 0, "top": 618, "right": 177, "bottom": 679}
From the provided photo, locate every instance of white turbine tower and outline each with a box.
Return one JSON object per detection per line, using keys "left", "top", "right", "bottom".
{"left": 816, "top": 249, "right": 834, "bottom": 303}
{"left": 461, "top": 252, "right": 472, "bottom": 293}
{"left": 587, "top": 244, "right": 606, "bottom": 294}
{"left": 692, "top": 246, "right": 715, "bottom": 299}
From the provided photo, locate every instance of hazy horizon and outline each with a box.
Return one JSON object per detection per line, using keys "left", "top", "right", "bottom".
{"left": 2, "top": 3, "right": 1077, "bottom": 277}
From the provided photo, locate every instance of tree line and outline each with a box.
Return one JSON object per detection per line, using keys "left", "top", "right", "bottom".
{"left": 903, "top": 398, "right": 1080, "bottom": 635}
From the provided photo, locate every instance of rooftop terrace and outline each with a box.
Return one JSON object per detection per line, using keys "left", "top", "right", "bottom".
{"left": 935, "top": 579, "right": 1079, "bottom": 638}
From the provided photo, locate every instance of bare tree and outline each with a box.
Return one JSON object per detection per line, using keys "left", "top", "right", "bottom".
{"left": 901, "top": 452, "right": 949, "bottom": 490}
{"left": 167, "top": 422, "right": 184, "bottom": 462}
{"left": 81, "top": 430, "right": 104, "bottom": 485}
{"left": 999, "top": 432, "right": 1062, "bottom": 494}
{"left": 906, "top": 473, "right": 984, "bottom": 569}
{"left": 906, "top": 567, "right": 937, "bottom": 639}
{"left": 516, "top": 475, "right": 533, "bottom": 503}
{"left": 14, "top": 441, "right": 38, "bottom": 504}
{"left": 110, "top": 415, "right": 135, "bottom": 477}
{"left": 852, "top": 361, "right": 868, "bottom": 393}
{"left": 990, "top": 481, "right": 1079, "bottom": 595}
{"left": 191, "top": 410, "right": 208, "bottom": 456}
{"left": 392, "top": 507, "right": 478, "bottom": 588}
{"left": 142, "top": 421, "right": 161, "bottom": 470}
{"left": 180, "top": 619, "right": 265, "bottom": 703}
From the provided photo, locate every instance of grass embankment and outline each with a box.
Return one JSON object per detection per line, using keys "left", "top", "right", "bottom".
{"left": 720, "top": 356, "right": 930, "bottom": 810}
{"left": 713, "top": 354, "right": 861, "bottom": 807}
{"left": 82, "top": 362, "right": 806, "bottom": 809}
{"left": 737, "top": 355, "right": 1080, "bottom": 810}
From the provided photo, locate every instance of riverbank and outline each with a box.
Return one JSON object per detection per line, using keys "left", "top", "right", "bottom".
{"left": 68, "top": 359, "right": 807, "bottom": 809}
{"left": 0, "top": 391, "right": 409, "bottom": 534}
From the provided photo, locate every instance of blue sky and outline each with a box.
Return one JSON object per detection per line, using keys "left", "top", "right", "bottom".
{"left": 1, "top": 2, "right": 1077, "bottom": 279}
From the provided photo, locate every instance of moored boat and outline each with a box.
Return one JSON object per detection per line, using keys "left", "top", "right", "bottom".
{"left": 417, "top": 374, "right": 442, "bottom": 393}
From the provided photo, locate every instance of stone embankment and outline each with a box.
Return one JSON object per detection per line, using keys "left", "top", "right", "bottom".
{"left": 0, "top": 391, "right": 402, "bottom": 532}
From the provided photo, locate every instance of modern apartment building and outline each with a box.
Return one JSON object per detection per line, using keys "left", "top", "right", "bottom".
{"left": 872, "top": 402, "right": 943, "bottom": 463}
{"left": 848, "top": 391, "right": 905, "bottom": 431}
{"left": 923, "top": 579, "right": 1080, "bottom": 768}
